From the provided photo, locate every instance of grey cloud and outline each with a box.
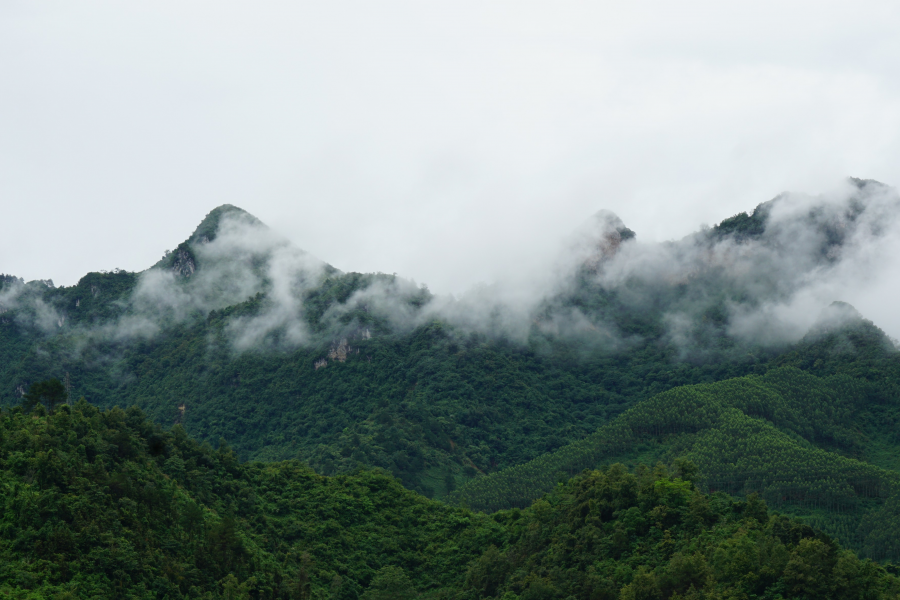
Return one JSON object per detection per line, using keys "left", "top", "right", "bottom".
{"left": 582, "top": 179, "right": 900, "bottom": 350}
{"left": 277, "top": 179, "right": 900, "bottom": 355}
{"left": 0, "top": 278, "right": 65, "bottom": 335}
{"left": 7, "top": 179, "right": 900, "bottom": 363}
{"left": 137, "top": 211, "right": 328, "bottom": 351}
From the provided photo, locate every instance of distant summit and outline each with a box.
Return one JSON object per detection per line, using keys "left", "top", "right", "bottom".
{"left": 188, "top": 204, "right": 263, "bottom": 245}
{"left": 708, "top": 177, "right": 897, "bottom": 255}
{"left": 150, "top": 205, "right": 268, "bottom": 277}
{"left": 793, "top": 300, "right": 897, "bottom": 362}
{"left": 588, "top": 210, "right": 636, "bottom": 242}
{"left": 811, "top": 301, "right": 865, "bottom": 335}
{"left": 570, "top": 210, "right": 636, "bottom": 270}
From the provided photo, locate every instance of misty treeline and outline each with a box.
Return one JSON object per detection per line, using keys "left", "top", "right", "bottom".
{"left": 4, "top": 179, "right": 900, "bottom": 583}
{"left": 2, "top": 399, "right": 898, "bottom": 598}
{"left": 1, "top": 184, "right": 899, "bottom": 471}
{"left": 0, "top": 182, "right": 891, "bottom": 372}
{"left": 3, "top": 177, "right": 899, "bottom": 355}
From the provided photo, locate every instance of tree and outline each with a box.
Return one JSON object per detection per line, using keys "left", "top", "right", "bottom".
{"left": 221, "top": 574, "right": 255, "bottom": 600}
{"left": 22, "top": 378, "right": 67, "bottom": 414}
{"left": 361, "top": 566, "right": 417, "bottom": 600}
{"left": 782, "top": 538, "right": 837, "bottom": 600}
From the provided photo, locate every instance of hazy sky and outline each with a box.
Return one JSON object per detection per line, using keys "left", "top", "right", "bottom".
{"left": 3, "top": 1, "right": 900, "bottom": 298}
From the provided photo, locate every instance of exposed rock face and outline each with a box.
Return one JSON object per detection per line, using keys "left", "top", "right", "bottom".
{"left": 315, "top": 330, "right": 369, "bottom": 369}
{"left": 172, "top": 248, "right": 196, "bottom": 278}
{"left": 328, "top": 338, "right": 351, "bottom": 362}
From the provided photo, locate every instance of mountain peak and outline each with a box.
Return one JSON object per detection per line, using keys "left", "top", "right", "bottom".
{"left": 189, "top": 205, "right": 264, "bottom": 244}
{"left": 570, "top": 210, "right": 636, "bottom": 270}
{"left": 588, "top": 210, "right": 635, "bottom": 240}
{"left": 149, "top": 205, "right": 266, "bottom": 275}
{"left": 801, "top": 301, "right": 890, "bottom": 349}
{"left": 818, "top": 300, "right": 863, "bottom": 324}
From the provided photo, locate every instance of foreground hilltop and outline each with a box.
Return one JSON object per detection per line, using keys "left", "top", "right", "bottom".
{"left": 2, "top": 401, "right": 897, "bottom": 599}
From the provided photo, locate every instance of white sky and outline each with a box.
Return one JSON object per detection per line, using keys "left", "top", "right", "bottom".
{"left": 3, "top": 1, "right": 900, "bottom": 302}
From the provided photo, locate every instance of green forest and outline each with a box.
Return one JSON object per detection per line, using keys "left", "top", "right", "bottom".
{"left": 0, "top": 262, "right": 778, "bottom": 498}
{"left": 2, "top": 401, "right": 899, "bottom": 598}
{"left": 3, "top": 183, "right": 900, "bottom": 597}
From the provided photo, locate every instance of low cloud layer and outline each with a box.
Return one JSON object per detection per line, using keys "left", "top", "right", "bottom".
{"left": 4, "top": 179, "right": 900, "bottom": 362}
{"left": 587, "top": 179, "right": 900, "bottom": 348}
{"left": 257, "top": 178, "right": 900, "bottom": 352}
{"left": 1, "top": 210, "right": 327, "bottom": 354}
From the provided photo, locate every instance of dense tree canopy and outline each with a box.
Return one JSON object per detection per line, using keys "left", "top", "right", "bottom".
{"left": 1, "top": 400, "right": 898, "bottom": 598}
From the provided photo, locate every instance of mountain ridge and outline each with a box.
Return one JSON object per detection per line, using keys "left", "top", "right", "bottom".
{"left": 3, "top": 179, "right": 900, "bottom": 566}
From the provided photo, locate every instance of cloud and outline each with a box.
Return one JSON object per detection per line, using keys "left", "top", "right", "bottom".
{"left": 578, "top": 179, "right": 900, "bottom": 350}
{"left": 224, "top": 239, "right": 324, "bottom": 351}
{"left": 0, "top": 278, "right": 66, "bottom": 335}
{"left": 7, "top": 179, "right": 900, "bottom": 364}
{"left": 3, "top": 210, "right": 328, "bottom": 355}
{"left": 124, "top": 211, "right": 329, "bottom": 351}
{"left": 206, "top": 178, "right": 900, "bottom": 355}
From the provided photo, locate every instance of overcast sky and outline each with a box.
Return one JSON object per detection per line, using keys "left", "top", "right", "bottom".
{"left": 3, "top": 2, "right": 900, "bottom": 302}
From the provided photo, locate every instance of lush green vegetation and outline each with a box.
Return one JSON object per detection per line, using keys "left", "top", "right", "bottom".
{"left": 458, "top": 464, "right": 900, "bottom": 600}
{"left": 13, "top": 275, "right": 898, "bottom": 563}
{"left": 2, "top": 399, "right": 898, "bottom": 598}
{"left": 5, "top": 187, "right": 900, "bottom": 596}
{"left": 448, "top": 363, "right": 900, "bottom": 561}
{"left": 0, "top": 399, "right": 500, "bottom": 598}
{"left": 0, "top": 267, "right": 779, "bottom": 498}
{"left": 7, "top": 191, "right": 895, "bottom": 504}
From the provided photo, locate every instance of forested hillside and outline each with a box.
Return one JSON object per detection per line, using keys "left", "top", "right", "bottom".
{"left": 449, "top": 354, "right": 900, "bottom": 561}
{"left": 3, "top": 181, "right": 900, "bottom": 596}
{"left": 2, "top": 401, "right": 898, "bottom": 598}
{"left": 0, "top": 267, "right": 772, "bottom": 498}
{"left": 4, "top": 180, "right": 899, "bottom": 500}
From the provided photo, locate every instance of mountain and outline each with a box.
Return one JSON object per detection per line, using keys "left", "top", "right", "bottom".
{"left": 1, "top": 402, "right": 896, "bottom": 598}
{"left": 3, "top": 179, "right": 900, "bottom": 562}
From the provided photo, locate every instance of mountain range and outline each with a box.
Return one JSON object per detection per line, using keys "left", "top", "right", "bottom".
{"left": 3, "top": 178, "right": 900, "bottom": 596}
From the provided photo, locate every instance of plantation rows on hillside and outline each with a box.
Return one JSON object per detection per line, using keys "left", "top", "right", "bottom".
{"left": 448, "top": 367, "right": 900, "bottom": 562}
